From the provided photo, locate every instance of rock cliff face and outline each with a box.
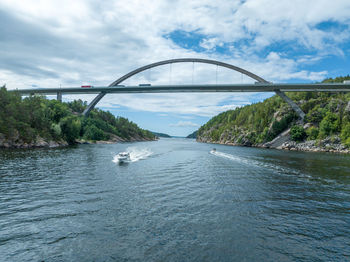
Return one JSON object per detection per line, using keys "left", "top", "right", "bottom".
{"left": 0, "top": 132, "right": 156, "bottom": 149}
{"left": 261, "top": 124, "right": 349, "bottom": 153}
{"left": 77, "top": 133, "right": 157, "bottom": 145}
{"left": 0, "top": 133, "right": 68, "bottom": 148}
{"left": 279, "top": 137, "right": 349, "bottom": 153}
{"left": 197, "top": 131, "right": 350, "bottom": 154}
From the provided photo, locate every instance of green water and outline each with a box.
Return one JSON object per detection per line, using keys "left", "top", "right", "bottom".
{"left": 0, "top": 138, "right": 349, "bottom": 261}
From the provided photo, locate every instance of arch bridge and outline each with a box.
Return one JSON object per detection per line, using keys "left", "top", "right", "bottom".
{"left": 14, "top": 58, "right": 350, "bottom": 122}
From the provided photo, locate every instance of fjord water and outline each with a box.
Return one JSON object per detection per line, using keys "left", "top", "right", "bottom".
{"left": 0, "top": 138, "right": 349, "bottom": 261}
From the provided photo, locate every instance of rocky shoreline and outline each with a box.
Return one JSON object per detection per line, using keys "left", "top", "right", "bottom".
{"left": 197, "top": 135, "right": 350, "bottom": 154}
{"left": 274, "top": 137, "right": 350, "bottom": 154}
{"left": 76, "top": 134, "right": 157, "bottom": 145}
{"left": 0, "top": 133, "right": 68, "bottom": 149}
{"left": 0, "top": 133, "right": 157, "bottom": 149}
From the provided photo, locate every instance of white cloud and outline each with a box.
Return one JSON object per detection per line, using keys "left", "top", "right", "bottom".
{"left": 95, "top": 92, "right": 251, "bottom": 117}
{"left": 0, "top": 0, "right": 349, "bottom": 117}
{"left": 200, "top": 38, "right": 223, "bottom": 50}
{"left": 170, "top": 121, "right": 199, "bottom": 127}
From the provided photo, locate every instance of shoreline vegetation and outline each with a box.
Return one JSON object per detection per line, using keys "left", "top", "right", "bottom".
{"left": 196, "top": 76, "right": 350, "bottom": 154}
{"left": 2, "top": 74, "right": 350, "bottom": 154}
{"left": 0, "top": 86, "right": 156, "bottom": 149}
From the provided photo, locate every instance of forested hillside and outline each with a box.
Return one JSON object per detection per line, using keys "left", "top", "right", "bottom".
{"left": 0, "top": 86, "right": 155, "bottom": 148}
{"left": 197, "top": 76, "right": 350, "bottom": 151}
{"left": 186, "top": 130, "right": 197, "bottom": 138}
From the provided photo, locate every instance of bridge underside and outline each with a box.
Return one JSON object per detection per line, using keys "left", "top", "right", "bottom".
{"left": 16, "top": 83, "right": 350, "bottom": 122}
{"left": 17, "top": 83, "right": 350, "bottom": 95}
{"left": 80, "top": 85, "right": 311, "bottom": 121}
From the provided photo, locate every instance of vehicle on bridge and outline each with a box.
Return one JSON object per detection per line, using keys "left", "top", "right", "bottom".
{"left": 81, "top": 85, "right": 94, "bottom": 88}
{"left": 139, "top": 84, "right": 151, "bottom": 86}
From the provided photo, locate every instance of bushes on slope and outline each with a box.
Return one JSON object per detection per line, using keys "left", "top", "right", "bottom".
{"left": 0, "top": 86, "right": 155, "bottom": 145}
{"left": 290, "top": 125, "right": 307, "bottom": 142}
{"left": 197, "top": 75, "right": 350, "bottom": 146}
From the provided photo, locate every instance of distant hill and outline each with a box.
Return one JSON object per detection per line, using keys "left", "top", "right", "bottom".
{"left": 186, "top": 130, "right": 197, "bottom": 138}
{"left": 152, "top": 131, "right": 171, "bottom": 138}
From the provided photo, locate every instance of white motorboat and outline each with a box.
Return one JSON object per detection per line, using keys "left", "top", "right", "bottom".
{"left": 116, "top": 152, "right": 131, "bottom": 162}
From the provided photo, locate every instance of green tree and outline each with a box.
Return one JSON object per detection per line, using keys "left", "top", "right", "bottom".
{"left": 48, "top": 100, "right": 70, "bottom": 123}
{"left": 319, "top": 112, "right": 340, "bottom": 138}
{"left": 67, "top": 99, "right": 87, "bottom": 113}
{"left": 83, "top": 124, "right": 109, "bottom": 141}
{"left": 60, "top": 116, "right": 81, "bottom": 144}
{"left": 290, "top": 125, "right": 306, "bottom": 142}
{"left": 306, "top": 126, "right": 319, "bottom": 140}
{"left": 50, "top": 123, "right": 62, "bottom": 139}
{"left": 341, "top": 122, "right": 350, "bottom": 147}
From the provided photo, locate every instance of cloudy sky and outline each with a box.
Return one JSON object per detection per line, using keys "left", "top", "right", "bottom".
{"left": 1, "top": 0, "right": 350, "bottom": 136}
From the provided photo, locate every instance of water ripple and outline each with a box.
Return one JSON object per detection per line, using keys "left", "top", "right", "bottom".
{"left": 0, "top": 140, "right": 349, "bottom": 261}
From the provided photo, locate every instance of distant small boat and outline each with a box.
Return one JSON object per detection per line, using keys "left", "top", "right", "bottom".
{"left": 210, "top": 148, "right": 216, "bottom": 153}
{"left": 116, "top": 152, "right": 130, "bottom": 162}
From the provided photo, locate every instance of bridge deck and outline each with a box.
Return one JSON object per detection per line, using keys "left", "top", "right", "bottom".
{"left": 10, "top": 83, "right": 350, "bottom": 95}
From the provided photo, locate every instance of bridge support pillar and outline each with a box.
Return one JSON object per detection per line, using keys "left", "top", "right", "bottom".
{"left": 83, "top": 92, "right": 107, "bottom": 116}
{"left": 57, "top": 91, "right": 62, "bottom": 102}
{"left": 274, "top": 90, "right": 305, "bottom": 123}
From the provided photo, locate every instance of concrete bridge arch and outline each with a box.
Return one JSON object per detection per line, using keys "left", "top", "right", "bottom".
{"left": 83, "top": 58, "right": 305, "bottom": 121}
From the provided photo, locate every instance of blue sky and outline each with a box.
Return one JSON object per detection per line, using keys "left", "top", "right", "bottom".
{"left": 1, "top": 0, "right": 350, "bottom": 136}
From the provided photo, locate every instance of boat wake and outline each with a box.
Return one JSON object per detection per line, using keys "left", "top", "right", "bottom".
{"left": 113, "top": 147, "right": 152, "bottom": 163}
{"left": 210, "top": 150, "right": 244, "bottom": 162}
{"left": 210, "top": 149, "right": 306, "bottom": 177}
